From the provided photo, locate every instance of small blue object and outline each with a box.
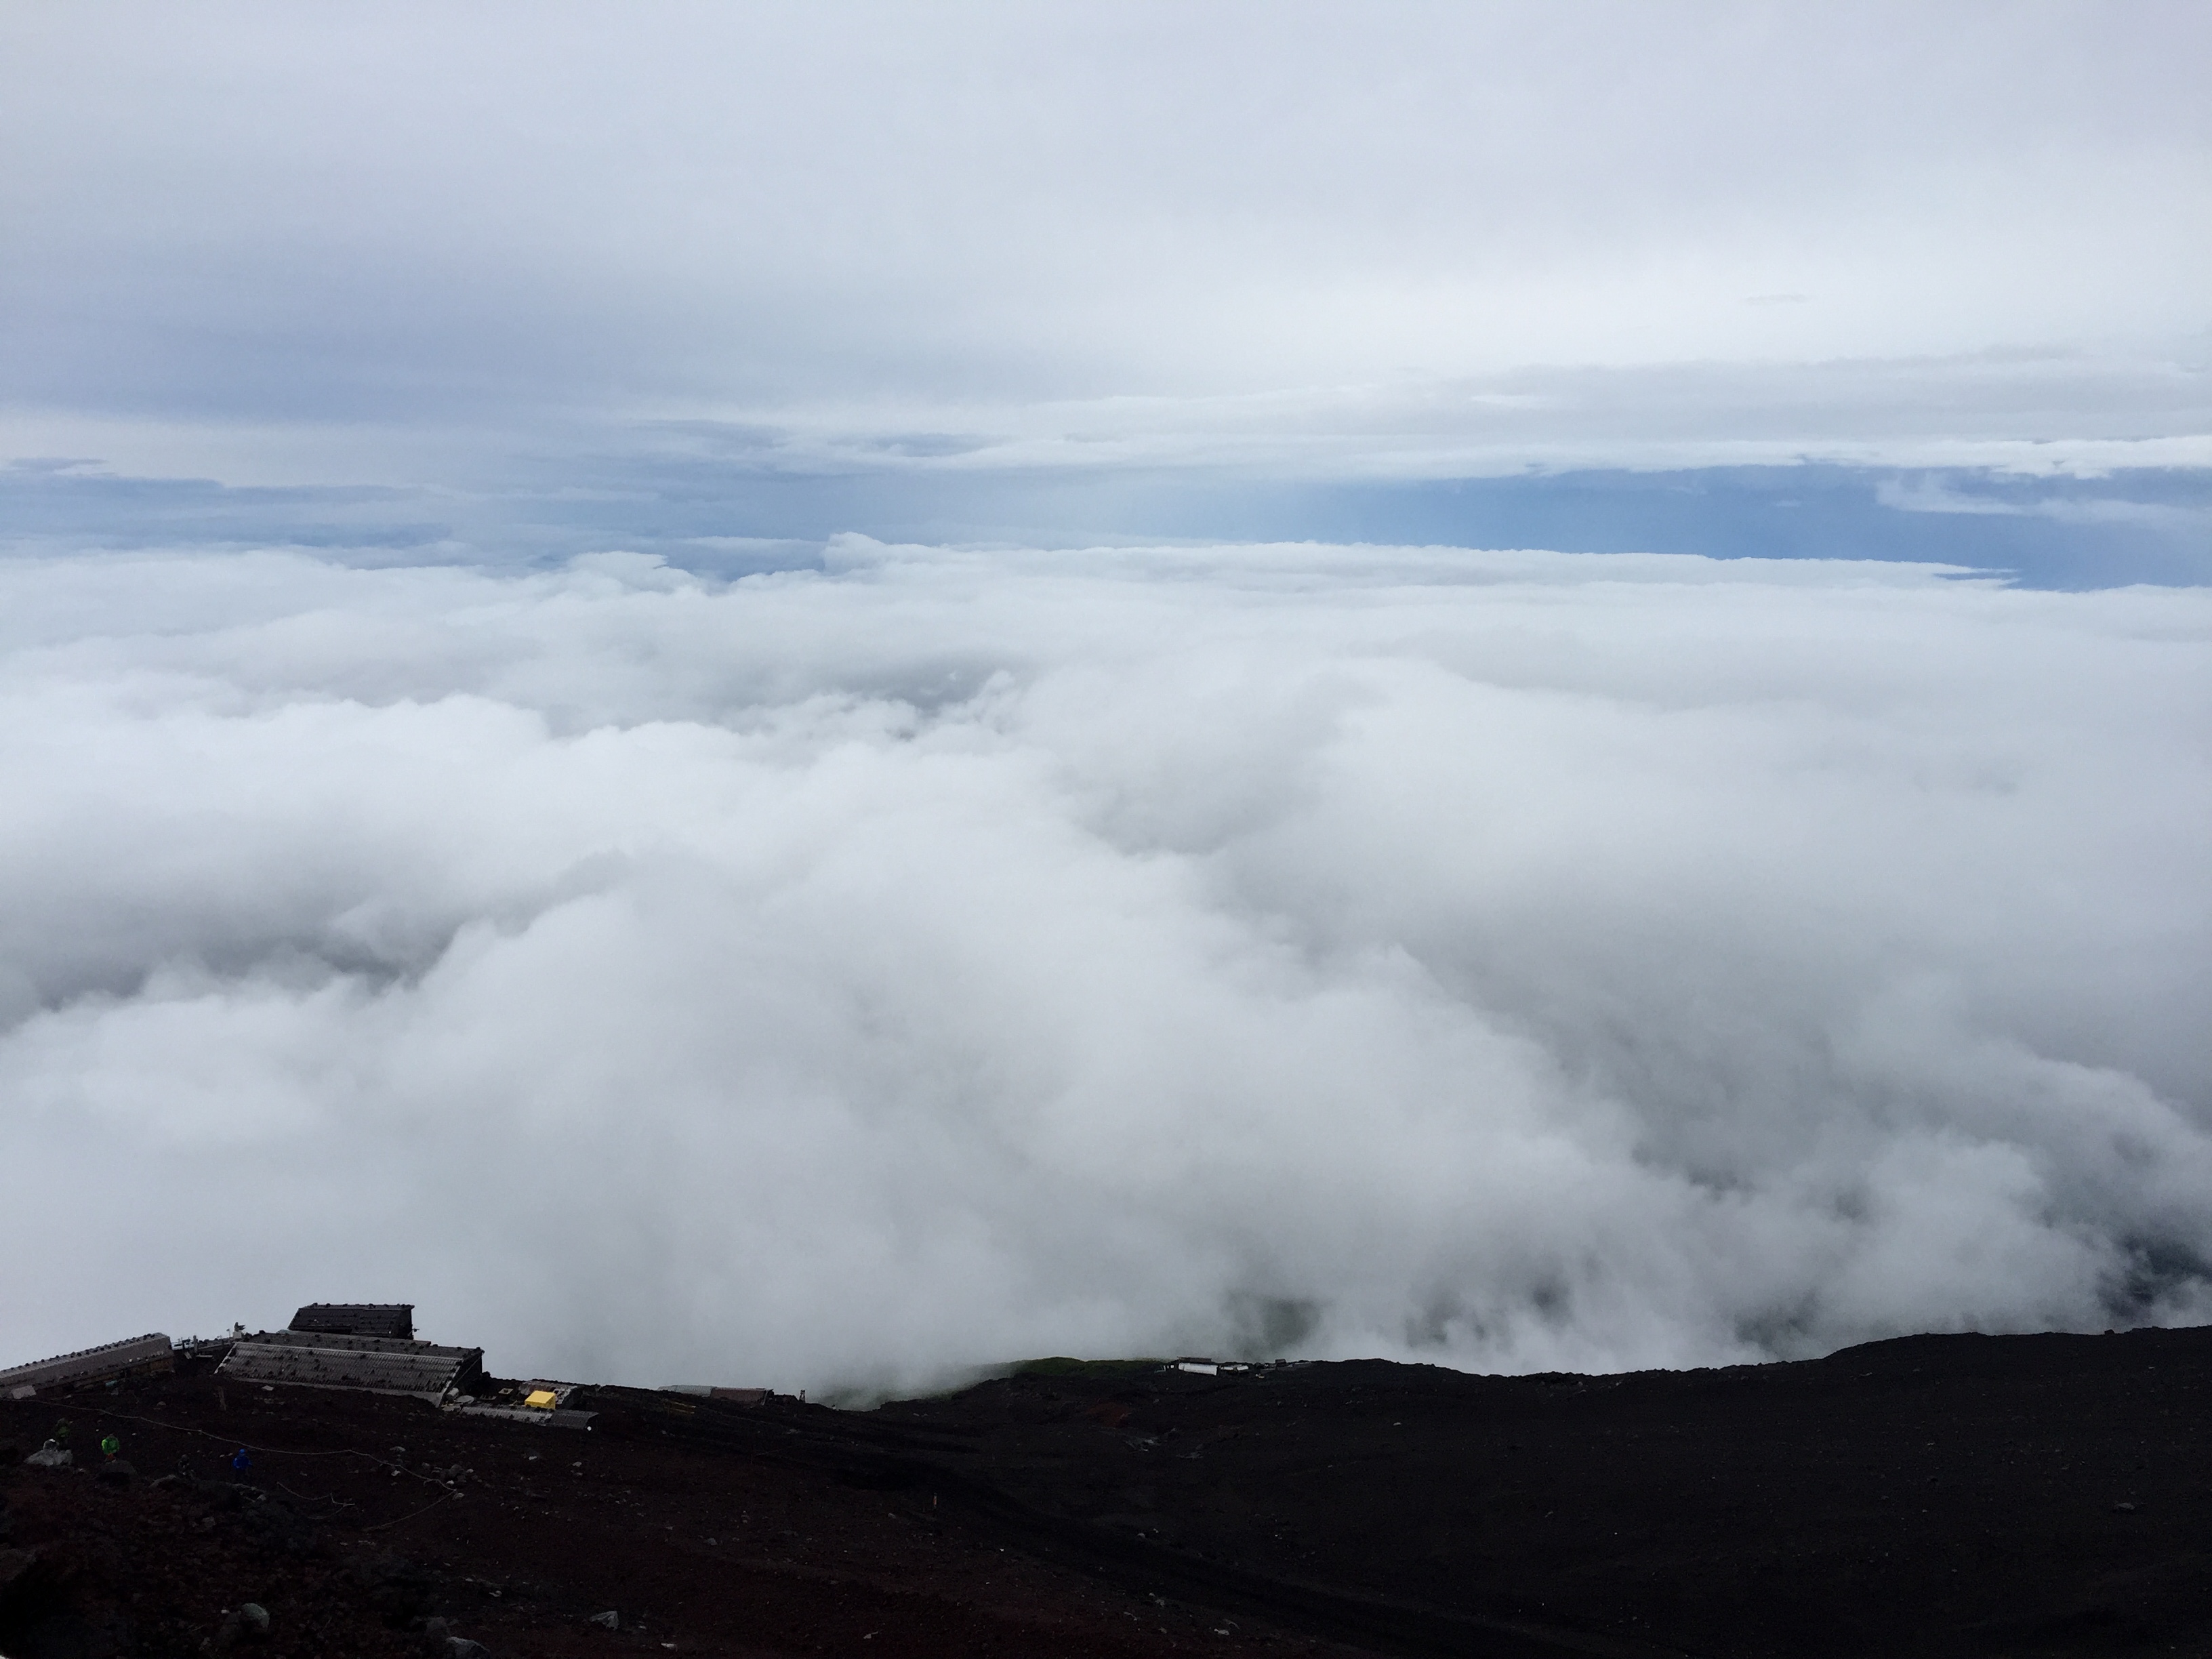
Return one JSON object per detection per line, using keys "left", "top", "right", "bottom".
{"left": 230, "top": 1448, "right": 251, "bottom": 1471}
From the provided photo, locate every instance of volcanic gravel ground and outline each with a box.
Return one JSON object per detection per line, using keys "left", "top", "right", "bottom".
{"left": 0, "top": 1370, "right": 1353, "bottom": 1659}
{"left": 880, "top": 1329, "right": 2212, "bottom": 1657}
{"left": 1, "top": 1326, "right": 2208, "bottom": 1658}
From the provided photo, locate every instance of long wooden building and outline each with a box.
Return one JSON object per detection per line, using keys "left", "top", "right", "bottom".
{"left": 0, "top": 1334, "right": 173, "bottom": 1398}
{"left": 216, "top": 1329, "right": 484, "bottom": 1405}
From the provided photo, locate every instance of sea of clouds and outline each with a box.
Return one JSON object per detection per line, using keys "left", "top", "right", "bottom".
{"left": 3, "top": 539, "right": 2207, "bottom": 1395}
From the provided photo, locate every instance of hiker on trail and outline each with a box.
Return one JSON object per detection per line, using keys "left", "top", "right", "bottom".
{"left": 26, "top": 1439, "right": 71, "bottom": 1469}
{"left": 231, "top": 1448, "right": 252, "bottom": 1471}
{"left": 100, "top": 1433, "right": 121, "bottom": 1460}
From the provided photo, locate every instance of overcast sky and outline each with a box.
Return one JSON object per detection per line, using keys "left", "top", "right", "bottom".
{"left": 3, "top": 1, "right": 2207, "bottom": 545}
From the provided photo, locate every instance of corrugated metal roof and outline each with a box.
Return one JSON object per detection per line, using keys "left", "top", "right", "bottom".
{"left": 290, "top": 1303, "right": 415, "bottom": 1340}
{"left": 217, "top": 1336, "right": 482, "bottom": 1404}
{"left": 0, "top": 1334, "right": 173, "bottom": 1393}
{"left": 247, "top": 1329, "right": 453, "bottom": 1357}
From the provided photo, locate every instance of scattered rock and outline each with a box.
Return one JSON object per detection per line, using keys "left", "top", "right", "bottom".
{"left": 241, "top": 1494, "right": 319, "bottom": 1555}
{"left": 208, "top": 1600, "right": 272, "bottom": 1649}
{"left": 589, "top": 1609, "right": 621, "bottom": 1629}
{"left": 421, "top": 1614, "right": 488, "bottom": 1657}
{"left": 94, "top": 1458, "right": 137, "bottom": 1484}
{"left": 25, "top": 1439, "right": 73, "bottom": 1469}
{"left": 349, "top": 1553, "right": 435, "bottom": 1627}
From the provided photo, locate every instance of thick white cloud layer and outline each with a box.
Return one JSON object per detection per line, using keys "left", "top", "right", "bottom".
{"left": 3, "top": 541, "right": 2207, "bottom": 1391}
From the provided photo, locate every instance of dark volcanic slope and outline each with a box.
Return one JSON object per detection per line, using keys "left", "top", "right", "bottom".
{"left": 0, "top": 1371, "right": 1355, "bottom": 1659}
{"left": 873, "top": 1329, "right": 2212, "bottom": 1658}
{"left": 4, "top": 1326, "right": 2209, "bottom": 1658}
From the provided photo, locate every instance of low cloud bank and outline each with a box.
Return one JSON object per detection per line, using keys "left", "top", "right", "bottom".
{"left": 3, "top": 540, "right": 2207, "bottom": 1393}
